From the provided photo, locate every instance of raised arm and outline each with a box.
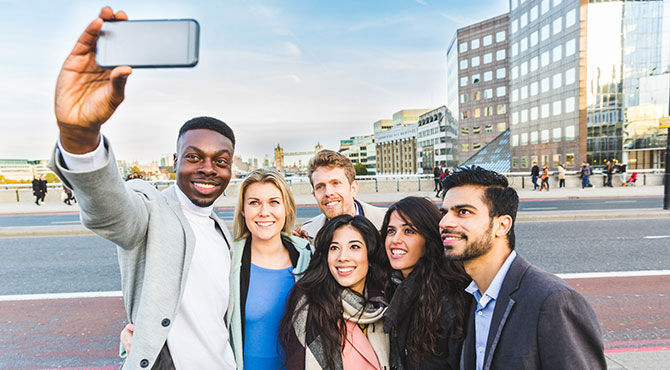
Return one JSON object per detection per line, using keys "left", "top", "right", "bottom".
{"left": 55, "top": 6, "right": 132, "bottom": 154}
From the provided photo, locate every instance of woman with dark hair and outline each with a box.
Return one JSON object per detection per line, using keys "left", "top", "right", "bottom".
{"left": 279, "top": 214, "right": 390, "bottom": 370}
{"left": 381, "top": 196, "right": 470, "bottom": 369}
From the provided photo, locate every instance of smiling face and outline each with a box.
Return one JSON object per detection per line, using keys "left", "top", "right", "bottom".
{"left": 243, "top": 182, "right": 286, "bottom": 243}
{"left": 175, "top": 129, "right": 234, "bottom": 207}
{"left": 311, "top": 166, "right": 358, "bottom": 219}
{"left": 439, "top": 185, "right": 496, "bottom": 261}
{"left": 327, "top": 225, "right": 368, "bottom": 294}
{"left": 384, "top": 211, "right": 426, "bottom": 278}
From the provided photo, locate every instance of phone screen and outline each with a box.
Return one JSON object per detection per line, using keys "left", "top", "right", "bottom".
{"left": 96, "top": 19, "right": 199, "bottom": 68}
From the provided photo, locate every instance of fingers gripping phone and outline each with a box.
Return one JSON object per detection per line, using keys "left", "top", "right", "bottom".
{"left": 96, "top": 19, "right": 199, "bottom": 68}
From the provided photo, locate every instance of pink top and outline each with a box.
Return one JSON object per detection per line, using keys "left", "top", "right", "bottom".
{"left": 341, "top": 320, "right": 382, "bottom": 370}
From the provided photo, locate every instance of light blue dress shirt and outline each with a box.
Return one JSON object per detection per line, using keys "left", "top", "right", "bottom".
{"left": 464, "top": 250, "right": 517, "bottom": 370}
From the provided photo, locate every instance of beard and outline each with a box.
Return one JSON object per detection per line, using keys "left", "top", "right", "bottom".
{"left": 443, "top": 221, "right": 494, "bottom": 261}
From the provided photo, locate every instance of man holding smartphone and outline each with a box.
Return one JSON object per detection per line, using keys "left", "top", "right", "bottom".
{"left": 50, "top": 7, "right": 236, "bottom": 370}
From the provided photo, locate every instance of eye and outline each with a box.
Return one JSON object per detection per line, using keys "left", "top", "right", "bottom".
{"left": 404, "top": 228, "right": 415, "bottom": 235}
{"left": 215, "top": 158, "right": 229, "bottom": 167}
{"left": 270, "top": 200, "right": 280, "bottom": 205}
{"left": 185, "top": 154, "right": 199, "bottom": 162}
{"left": 248, "top": 200, "right": 259, "bottom": 205}
{"left": 315, "top": 184, "right": 323, "bottom": 191}
{"left": 439, "top": 208, "right": 447, "bottom": 216}
{"left": 386, "top": 228, "right": 395, "bottom": 235}
{"left": 458, "top": 209, "right": 471, "bottom": 215}
{"left": 350, "top": 243, "right": 363, "bottom": 250}
{"left": 329, "top": 244, "right": 339, "bottom": 251}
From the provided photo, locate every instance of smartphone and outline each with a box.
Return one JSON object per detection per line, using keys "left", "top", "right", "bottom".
{"left": 96, "top": 19, "right": 199, "bottom": 68}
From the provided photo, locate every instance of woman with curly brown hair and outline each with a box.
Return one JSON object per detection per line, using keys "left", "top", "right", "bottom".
{"left": 381, "top": 196, "right": 471, "bottom": 369}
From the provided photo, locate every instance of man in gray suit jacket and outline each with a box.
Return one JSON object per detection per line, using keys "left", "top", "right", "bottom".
{"left": 50, "top": 7, "right": 236, "bottom": 369}
{"left": 295, "top": 149, "right": 386, "bottom": 241}
{"left": 438, "top": 166, "right": 606, "bottom": 370}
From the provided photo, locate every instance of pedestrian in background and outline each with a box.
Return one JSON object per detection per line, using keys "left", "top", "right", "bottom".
{"left": 62, "top": 185, "right": 75, "bottom": 205}
{"left": 604, "top": 160, "right": 614, "bottom": 187}
{"left": 558, "top": 163, "right": 566, "bottom": 188}
{"left": 540, "top": 165, "right": 549, "bottom": 191}
{"left": 32, "top": 177, "right": 42, "bottom": 205}
{"left": 580, "top": 162, "right": 593, "bottom": 189}
{"left": 617, "top": 161, "right": 627, "bottom": 186}
{"left": 433, "top": 165, "right": 442, "bottom": 192}
{"left": 38, "top": 176, "right": 48, "bottom": 204}
{"left": 530, "top": 162, "right": 540, "bottom": 190}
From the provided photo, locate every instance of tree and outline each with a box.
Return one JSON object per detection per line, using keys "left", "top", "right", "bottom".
{"left": 354, "top": 163, "right": 368, "bottom": 176}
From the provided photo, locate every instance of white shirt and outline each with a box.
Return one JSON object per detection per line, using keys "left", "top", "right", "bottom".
{"left": 58, "top": 137, "right": 236, "bottom": 369}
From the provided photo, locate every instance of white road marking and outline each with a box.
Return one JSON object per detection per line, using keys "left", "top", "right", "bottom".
{"left": 0, "top": 291, "right": 122, "bottom": 302}
{"left": 604, "top": 200, "right": 637, "bottom": 204}
{"left": 522, "top": 207, "right": 559, "bottom": 210}
{"left": 558, "top": 270, "right": 670, "bottom": 279}
{"left": 50, "top": 221, "right": 81, "bottom": 224}
{"left": 643, "top": 235, "right": 670, "bottom": 239}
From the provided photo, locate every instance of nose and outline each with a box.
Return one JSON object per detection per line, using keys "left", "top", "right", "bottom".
{"left": 391, "top": 231, "right": 403, "bottom": 244}
{"left": 259, "top": 202, "right": 270, "bottom": 216}
{"left": 199, "top": 160, "right": 216, "bottom": 175}
{"left": 337, "top": 247, "right": 351, "bottom": 262}
{"left": 439, "top": 211, "right": 457, "bottom": 230}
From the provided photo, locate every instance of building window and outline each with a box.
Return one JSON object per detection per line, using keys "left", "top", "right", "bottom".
{"left": 566, "top": 38, "right": 576, "bottom": 56}
{"left": 530, "top": 131, "right": 539, "bottom": 144}
{"left": 553, "top": 45, "right": 562, "bottom": 62}
{"left": 530, "top": 31, "right": 538, "bottom": 47}
{"left": 473, "top": 126, "right": 481, "bottom": 134}
{"left": 461, "top": 111, "right": 469, "bottom": 119}
{"left": 459, "top": 42, "right": 468, "bottom": 53}
{"left": 530, "top": 5, "right": 538, "bottom": 22}
{"left": 471, "top": 39, "right": 480, "bottom": 50}
{"left": 496, "top": 86, "right": 506, "bottom": 97}
{"left": 553, "top": 127, "right": 562, "bottom": 141}
{"left": 554, "top": 0, "right": 563, "bottom": 7}
{"left": 496, "top": 68, "right": 506, "bottom": 79}
{"left": 496, "top": 49, "right": 506, "bottom": 61}
{"left": 474, "top": 91, "right": 481, "bottom": 100}
{"left": 485, "top": 125, "right": 493, "bottom": 133}
{"left": 521, "top": 132, "right": 528, "bottom": 145}
{"left": 521, "top": 156, "right": 528, "bottom": 168}
{"left": 530, "top": 81, "right": 538, "bottom": 96}
{"left": 496, "top": 30, "right": 506, "bottom": 42}
{"left": 520, "top": 37, "right": 528, "bottom": 53}
{"left": 460, "top": 76, "right": 468, "bottom": 87}
{"left": 521, "top": 61, "right": 528, "bottom": 76}
{"left": 553, "top": 73, "right": 562, "bottom": 89}
{"left": 566, "top": 9, "right": 576, "bottom": 27}
{"left": 512, "top": 135, "right": 519, "bottom": 147}
{"left": 521, "top": 109, "right": 528, "bottom": 123}
{"left": 511, "top": 66, "right": 519, "bottom": 79}
{"left": 512, "top": 111, "right": 519, "bottom": 125}
{"left": 461, "top": 127, "right": 469, "bottom": 135}
{"left": 483, "top": 71, "right": 493, "bottom": 81}
{"left": 483, "top": 34, "right": 493, "bottom": 46}
{"left": 461, "top": 144, "right": 469, "bottom": 152}
{"left": 553, "top": 17, "right": 562, "bottom": 35}
{"left": 530, "top": 106, "right": 538, "bottom": 120}
{"left": 530, "top": 56, "right": 538, "bottom": 72}
{"left": 541, "top": 77, "right": 550, "bottom": 93}
{"left": 483, "top": 53, "right": 492, "bottom": 64}
{"left": 541, "top": 103, "right": 550, "bottom": 118}
{"left": 541, "top": 24, "right": 549, "bottom": 41}
{"left": 484, "top": 89, "right": 493, "bottom": 99}
{"left": 472, "top": 74, "right": 480, "bottom": 84}
{"left": 512, "top": 157, "right": 520, "bottom": 168}
{"left": 541, "top": 0, "right": 549, "bottom": 14}
{"left": 512, "top": 19, "right": 519, "bottom": 34}
{"left": 471, "top": 56, "right": 480, "bottom": 67}
{"left": 460, "top": 93, "right": 468, "bottom": 103}
{"left": 520, "top": 12, "right": 528, "bottom": 29}
{"left": 566, "top": 153, "right": 575, "bottom": 166}
{"left": 512, "top": 89, "right": 519, "bottom": 102}
{"left": 553, "top": 100, "right": 562, "bottom": 116}
{"left": 565, "top": 97, "right": 576, "bottom": 113}
{"left": 484, "top": 106, "right": 493, "bottom": 116}
{"left": 565, "top": 68, "right": 576, "bottom": 84}
{"left": 541, "top": 51, "right": 550, "bottom": 67}
{"left": 473, "top": 108, "right": 481, "bottom": 118}
{"left": 541, "top": 129, "right": 549, "bottom": 143}
{"left": 460, "top": 59, "right": 468, "bottom": 70}
{"left": 497, "top": 104, "right": 507, "bottom": 114}
{"left": 511, "top": 0, "right": 518, "bottom": 10}
{"left": 497, "top": 122, "right": 507, "bottom": 132}
{"left": 542, "top": 155, "right": 549, "bottom": 166}
{"left": 472, "top": 143, "right": 481, "bottom": 150}
{"left": 520, "top": 85, "right": 528, "bottom": 100}
{"left": 511, "top": 42, "right": 518, "bottom": 57}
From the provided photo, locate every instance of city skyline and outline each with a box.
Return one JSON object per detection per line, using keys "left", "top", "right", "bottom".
{"left": 0, "top": 0, "right": 507, "bottom": 162}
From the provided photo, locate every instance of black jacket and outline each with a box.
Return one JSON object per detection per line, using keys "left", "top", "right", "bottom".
{"left": 384, "top": 271, "right": 466, "bottom": 370}
{"left": 530, "top": 165, "right": 540, "bottom": 176}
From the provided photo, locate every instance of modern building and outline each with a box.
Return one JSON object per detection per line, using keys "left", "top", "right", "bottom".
{"left": 506, "top": 0, "right": 665, "bottom": 172}
{"left": 461, "top": 129, "right": 512, "bottom": 173}
{"left": 373, "top": 119, "right": 393, "bottom": 135}
{"left": 392, "top": 109, "right": 430, "bottom": 126}
{"left": 376, "top": 124, "right": 418, "bottom": 174}
{"left": 340, "top": 135, "right": 376, "bottom": 175}
{"left": 416, "top": 106, "right": 459, "bottom": 173}
{"left": 447, "top": 14, "right": 510, "bottom": 165}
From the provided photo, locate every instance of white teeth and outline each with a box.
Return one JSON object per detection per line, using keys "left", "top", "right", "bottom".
{"left": 391, "top": 249, "right": 407, "bottom": 256}
{"left": 444, "top": 237, "right": 461, "bottom": 240}
{"left": 337, "top": 267, "right": 354, "bottom": 273}
{"left": 326, "top": 201, "right": 339, "bottom": 206}
{"left": 256, "top": 222, "right": 274, "bottom": 227}
{"left": 195, "top": 183, "right": 214, "bottom": 189}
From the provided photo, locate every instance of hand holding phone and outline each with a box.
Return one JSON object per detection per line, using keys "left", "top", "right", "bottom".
{"left": 55, "top": 6, "right": 132, "bottom": 155}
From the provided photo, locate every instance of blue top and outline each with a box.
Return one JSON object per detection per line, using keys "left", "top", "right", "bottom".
{"left": 465, "top": 250, "right": 517, "bottom": 370}
{"left": 244, "top": 263, "right": 295, "bottom": 370}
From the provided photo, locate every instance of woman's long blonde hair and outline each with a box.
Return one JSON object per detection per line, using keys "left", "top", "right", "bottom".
{"left": 233, "top": 169, "right": 296, "bottom": 241}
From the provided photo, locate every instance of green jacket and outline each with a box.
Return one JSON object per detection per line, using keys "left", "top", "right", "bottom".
{"left": 229, "top": 233, "right": 312, "bottom": 369}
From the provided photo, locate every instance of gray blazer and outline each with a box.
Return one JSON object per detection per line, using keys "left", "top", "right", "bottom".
{"left": 50, "top": 139, "right": 234, "bottom": 369}
{"left": 460, "top": 254, "right": 606, "bottom": 370}
{"left": 299, "top": 200, "right": 387, "bottom": 242}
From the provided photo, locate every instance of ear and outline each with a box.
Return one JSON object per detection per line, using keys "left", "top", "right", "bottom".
{"left": 173, "top": 153, "right": 178, "bottom": 168}
{"left": 494, "top": 215, "right": 513, "bottom": 238}
{"left": 350, "top": 180, "right": 359, "bottom": 198}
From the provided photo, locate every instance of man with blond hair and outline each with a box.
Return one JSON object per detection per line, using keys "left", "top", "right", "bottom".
{"left": 296, "top": 150, "right": 386, "bottom": 241}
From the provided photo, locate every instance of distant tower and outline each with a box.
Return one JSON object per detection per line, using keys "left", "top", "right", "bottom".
{"left": 315, "top": 142, "right": 323, "bottom": 153}
{"left": 274, "top": 144, "right": 284, "bottom": 169}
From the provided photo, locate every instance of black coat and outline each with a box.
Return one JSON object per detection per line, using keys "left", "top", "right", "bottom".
{"left": 384, "top": 271, "right": 466, "bottom": 370}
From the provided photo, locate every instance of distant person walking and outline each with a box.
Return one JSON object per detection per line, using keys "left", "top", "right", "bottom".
{"left": 32, "top": 177, "right": 42, "bottom": 205}
{"left": 530, "top": 162, "right": 540, "bottom": 190}
{"left": 617, "top": 161, "right": 627, "bottom": 185}
{"left": 558, "top": 163, "right": 566, "bottom": 188}
{"left": 581, "top": 162, "right": 593, "bottom": 189}
{"left": 39, "top": 176, "right": 48, "bottom": 203}
{"left": 540, "top": 164, "right": 550, "bottom": 191}
{"left": 604, "top": 160, "right": 614, "bottom": 187}
{"left": 62, "top": 185, "right": 75, "bottom": 205}
{"left": 433, "top": 165, "right": 442, "bottom": 192}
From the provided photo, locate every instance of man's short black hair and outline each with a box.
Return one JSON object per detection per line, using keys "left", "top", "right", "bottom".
{"left": 442, "top": 165, "right": 519, "bottom": 250}
{"left": 177, "top": 116, "right": 235, "bottom": 147}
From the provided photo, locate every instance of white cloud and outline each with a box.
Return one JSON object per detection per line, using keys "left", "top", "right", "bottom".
{"left": 284, "top": 41, "right": 302, "bottom": 56}
{"left": 415, "top": 0, "right": 428, "bottom": 6}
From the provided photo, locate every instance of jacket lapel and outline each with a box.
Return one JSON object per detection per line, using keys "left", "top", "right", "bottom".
{"left": 460, "top": 298, "right": 477, "bottom": 370}
{"left": 345, "top": 321, "right": 380, "bottom": 369}
{"left": 482, "top": 255, "right": 531, "bottom": 370}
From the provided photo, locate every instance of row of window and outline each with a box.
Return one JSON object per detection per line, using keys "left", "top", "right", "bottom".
{"left": 511, "top": 39, "right": 577, "bottom": 79}
{"left": 460, "top": 68, "right": 507, "bottom": 87}
{"left": 511, "top": 125, "right": 576, "bottom": 147}
{"left": 511, "top": 68, "right": 576, "bottom": 102}
{"left": 460, "top": 86, "right": 507, "bottom": 103}
{"left": 510, "top": 0, "right": 571, "bottom": 33}
{"left": 511, "top": 153, "right": 576, "bottom": 169}
{"left": 459, "top": 50, "right": 506, "bottom": 70}
{"left": 459, "top": 31, "right": 506, "bottom": 54}
{"left": 461, "top": 104, "right": 507, "bottom": 119}
{"left": 511, "top": 96, "right": 576, "bottom": 125}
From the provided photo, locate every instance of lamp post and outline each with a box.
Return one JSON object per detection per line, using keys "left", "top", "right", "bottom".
{"left": 661, "top": 117, "right": 670, "bottom": 210}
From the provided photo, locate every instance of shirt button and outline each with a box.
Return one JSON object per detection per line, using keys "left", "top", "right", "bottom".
{"left": 478, "top": 346, "right": 484, "bottom": 353}
{"left": 161, "top": 318, "right": 171, "bottom": 327}
{"left": 478, "top": 311, "right": 483, "bottom": 316}
{"left": 140, "top": 359, "right": 149, "bottom": 368}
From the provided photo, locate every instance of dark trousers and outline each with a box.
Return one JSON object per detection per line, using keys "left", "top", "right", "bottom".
{"left": 434, "top": 178, "right": 440, "bottom": 191}
{"left": 531, "top": 175, "right": 539, "bottom": 189}
{"left": 559, "top": 179, "right": 565, "bottom": 188}
{"left": 606, "top": 173, "right": 613, "bottom": 187}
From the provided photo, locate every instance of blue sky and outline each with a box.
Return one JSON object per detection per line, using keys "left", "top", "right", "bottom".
{"left": 0, "top": 0, "right": 507, "bottom": 162}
